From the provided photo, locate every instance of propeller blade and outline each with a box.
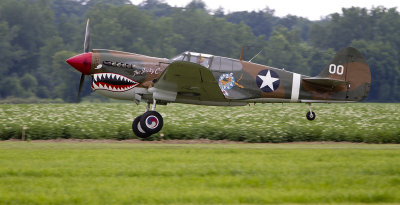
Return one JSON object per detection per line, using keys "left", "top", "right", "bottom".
{"left": 84, "top": 19, "right": 90, "bottom": 53}
{"left": 77, "top": 74, "right": 85, "bottom": 102}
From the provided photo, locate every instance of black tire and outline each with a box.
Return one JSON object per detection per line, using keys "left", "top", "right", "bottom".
{"left": 132, "top": 115, "right": 152, "bottom": 138}
{"left": 139, "top": 111, "right": 163, "bottom": 134}
{"left": 306, "top": 111, "right": 316, "bottom": 121}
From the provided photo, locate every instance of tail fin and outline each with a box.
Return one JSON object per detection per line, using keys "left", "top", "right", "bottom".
{"left": 304, "top": 47, "right": 371, "bottom": 101}
{"left": 324, "top": 47, "right": 371, "bottom": 101}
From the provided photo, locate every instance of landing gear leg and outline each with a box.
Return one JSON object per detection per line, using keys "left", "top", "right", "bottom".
{"left": 151, "top": 98, "right": 156, "bottom": 111}
{"left": 146, "top": 101, "right": 150, "bottom": 112}
{"left": 132, "top": 99, "right": 164, "bottom": 138}
{"left": 306, "top": 103, "right": 316, "bottom": 121}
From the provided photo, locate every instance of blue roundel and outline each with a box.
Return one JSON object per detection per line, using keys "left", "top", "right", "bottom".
{"left": 256, "top": 69, "right": 280, "bottom": 92}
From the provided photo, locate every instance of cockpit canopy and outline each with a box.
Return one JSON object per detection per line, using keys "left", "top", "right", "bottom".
{"left": 170, "top": 51, "right": 213, "bottom": 68}
{"left": 170, "top": 51, "right": 243, "bottom": 72}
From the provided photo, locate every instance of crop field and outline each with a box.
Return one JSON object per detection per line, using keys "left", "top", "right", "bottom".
{"left": 0, "top": 103, "right": 399, "bottom": 142}
{"left": 0, "top": 142, "right": 399, "bottom": 204}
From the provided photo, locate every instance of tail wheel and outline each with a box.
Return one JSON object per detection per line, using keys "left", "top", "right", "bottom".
{"left": 306, "top": 111, "right": 316, "bottom": 121}
{"left": 132, "top": 115, "right": 151, "bottom": 138}
{"left": 139, "top": 111, "right": 163, "bottom": 134}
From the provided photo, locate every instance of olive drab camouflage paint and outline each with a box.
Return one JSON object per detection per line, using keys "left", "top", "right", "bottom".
{"left": 75, "top": 47, "right": 370, "bottom": 105}
{"left": 66, "top": 19, "right": 371, "bottom": 138}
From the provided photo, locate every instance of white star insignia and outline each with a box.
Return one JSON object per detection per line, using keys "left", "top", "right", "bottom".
{"left": 258, "top": 70, "right": 279, "bottom": 91}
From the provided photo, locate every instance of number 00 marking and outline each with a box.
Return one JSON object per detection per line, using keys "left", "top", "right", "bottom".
{"left": 329, "top": 64, "right": 344, "bottom": 75}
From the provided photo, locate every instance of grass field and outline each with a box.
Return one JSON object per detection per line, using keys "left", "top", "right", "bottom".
{"left": 0, "top": 103, "right": 399, "bottom": 142}
{"left": 0, "top": 142, "right": 399, "bottom": 204}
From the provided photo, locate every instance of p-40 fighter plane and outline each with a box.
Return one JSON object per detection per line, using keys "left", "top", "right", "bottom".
{"left": 66, "top": 20, "right": 371, "bottom": 138}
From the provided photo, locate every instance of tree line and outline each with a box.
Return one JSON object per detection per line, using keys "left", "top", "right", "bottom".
{"left": 0, "top": 0, "right": 399, "bottom": 102}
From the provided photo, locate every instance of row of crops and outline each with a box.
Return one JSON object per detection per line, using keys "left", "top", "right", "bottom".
{"left": 0, "top": 103, "right": 399, "bottom": 143}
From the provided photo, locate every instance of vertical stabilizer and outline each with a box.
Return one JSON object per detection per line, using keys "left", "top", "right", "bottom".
{"left": 317, "top": 47, "right": 371, "bottom": 101}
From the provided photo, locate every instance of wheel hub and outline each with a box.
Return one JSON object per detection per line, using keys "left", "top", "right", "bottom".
{"left": 145, "top": 115, "right": 159, "bottom": 129}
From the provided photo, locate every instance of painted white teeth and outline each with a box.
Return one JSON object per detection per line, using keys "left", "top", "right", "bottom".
{"left": 92, "top": 73, "right": 138, "bottom": 92}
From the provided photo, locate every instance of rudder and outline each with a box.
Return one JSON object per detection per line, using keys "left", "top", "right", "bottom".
{"left": 317, "top": 47, "right": 371, "bottom": 101}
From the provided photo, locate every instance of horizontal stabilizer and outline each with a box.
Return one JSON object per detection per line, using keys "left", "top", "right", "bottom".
{"left": 303, "top": 77, "right": 347, "bottom": 87}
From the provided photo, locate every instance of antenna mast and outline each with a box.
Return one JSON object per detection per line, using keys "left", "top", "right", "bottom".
{"left": 239, "top": 45, "right": 244, "bottom": 61}
{"left": 249, "top": 49, "right": 264, "bottom": 62}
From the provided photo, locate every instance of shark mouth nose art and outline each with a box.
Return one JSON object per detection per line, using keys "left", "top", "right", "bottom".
{"left": 92, "top": 73, "right": 139, "bottom": 92}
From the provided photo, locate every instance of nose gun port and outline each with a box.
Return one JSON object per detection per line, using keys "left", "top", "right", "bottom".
{"left": 66, "top": 52, "right": 92, "bottom": 75}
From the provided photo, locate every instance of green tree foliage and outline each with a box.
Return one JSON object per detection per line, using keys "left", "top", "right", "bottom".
{"left": 0, "top": 21, "right": 23, "bottom": 75}
{"left": 0, "top": 0, "right": 399, "bottom": 102}
{"left": 51, "top": 0, "right": 87, "bottom": 19}
{"left": 138, "top": 0, "right": 175, "bottom": 17}
{"left": 352, "top": 40, "right": 400, "bottom": 101}
{"left": 170, "top": 5, "right": 261, "bottom": 59}
{"left": 51, "top": 50, "right": 89, "bottom": 102}
{"left": 225, "top": 9, "right": 311, "bottom": 41}
{"left": 308, "top": 6, "right": 400, "bottom": 101}
{"left": 0, "top": 76, "right": 25, "bottom": 98}
{"left": 257, "top": 27, "right": 309, "bottom": 74}
{"left": 309, "top": 7, "right": 374, "bottom": 50}
{"left": 0, "top": 0, "right": 56, "bottom": 74}
{"left": 225, "top": 8, "right": 277, "bottom": 39}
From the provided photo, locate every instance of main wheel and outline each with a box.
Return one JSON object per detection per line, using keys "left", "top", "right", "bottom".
{"left": 139, "top": 111, "right": 163, "bottom": 134}
{"left": 306, "top": 111, "right": 316, "bottom": 121}
{"left": 132, "top": 115, "right": 152, "bottom": 138}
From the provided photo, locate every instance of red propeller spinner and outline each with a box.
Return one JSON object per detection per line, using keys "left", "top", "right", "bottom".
{"left": 66, "top": 52, "right": 92, "bottom": 75}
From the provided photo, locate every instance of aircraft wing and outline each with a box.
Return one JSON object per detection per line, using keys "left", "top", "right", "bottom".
{"left": 150, "top": 61, "right": 225, "bottom": 102}
{"left": 303, "top": 77, "right": 347, "bottom": 87}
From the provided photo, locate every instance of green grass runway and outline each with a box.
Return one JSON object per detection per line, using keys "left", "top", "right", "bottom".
{"left": 0, "top": 142, "right": 399, "bottom": 204}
